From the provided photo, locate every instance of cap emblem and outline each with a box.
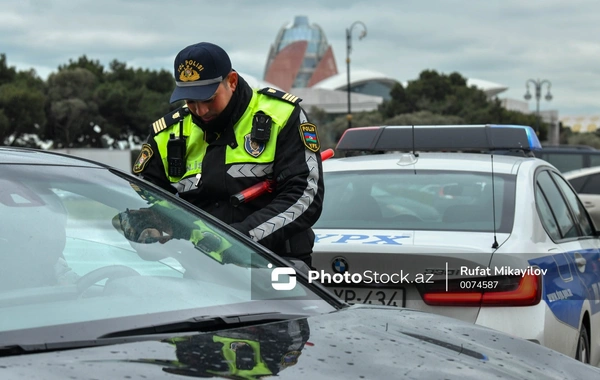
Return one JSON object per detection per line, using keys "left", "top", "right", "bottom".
{"left": 178, "top": 60, "right": 204, "bottom": 82}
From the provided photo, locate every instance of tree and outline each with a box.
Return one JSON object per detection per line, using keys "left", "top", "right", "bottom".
{"left": 0, "top": 55, "right": 47, "bottom": 145}
{"left": 58, "top": 55, "right": 105, "bottom": 81}
{"left": 567, "top": 133, "right": 600, "bottom": 149}
{"left": 0, "top": 54, "right": 17, "bottom": 86}
{"left": 96, "top": 61, "right": 173, "bottom": 144}
{"left": 49, "top": 98, "right": 98, "bottom": 147}
{"left": 320, "top": 111, "right": 385, "bottom": 150}
{"left": 384, "top": 110, "right": 464, "bottom": 126}
{"left": 379, "top": 82, "right": 410, "bottom": 118}
{"left": 0, "top": 82, "right": 46, "bottom": 145}
{"left": 44, "top": 67, "right": 101, "bottom": 147}
{"left": 377, "top": 69, "right": 548, "bottom": 140}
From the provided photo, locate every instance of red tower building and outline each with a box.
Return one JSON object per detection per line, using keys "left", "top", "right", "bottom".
{"left": 263, "top": 16, "right": 338, "bottom": 92}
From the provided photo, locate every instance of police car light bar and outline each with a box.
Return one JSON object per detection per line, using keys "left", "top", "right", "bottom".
{"left": 335, "top": 125, "right": 542, "bottom": 152}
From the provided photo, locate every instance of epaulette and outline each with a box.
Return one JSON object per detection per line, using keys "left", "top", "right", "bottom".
{"left": 257, "top": 87, "right": 302, "bottom": 105}
{"left": 151, "top": 106, "right": 190, "bottom": 135}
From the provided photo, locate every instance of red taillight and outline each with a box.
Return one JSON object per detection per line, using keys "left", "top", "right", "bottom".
{"left": 423, "top": 291, "right": 482, "bottom": 306}
{"left": 422, "top": 273, "right": 542, "bottom": 307}
{"left": 481, "top": 273, "right": 541, "bottom": 306}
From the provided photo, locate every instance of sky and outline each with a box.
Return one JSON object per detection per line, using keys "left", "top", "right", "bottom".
{"left": 2, "top": 0, "right": 599, "bottom": 116}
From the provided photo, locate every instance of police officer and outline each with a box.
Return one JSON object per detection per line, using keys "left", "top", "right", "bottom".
{"left": 133, "top": 42, "right": 324, "bottom": 267}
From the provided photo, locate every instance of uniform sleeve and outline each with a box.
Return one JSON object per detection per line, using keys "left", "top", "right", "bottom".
{"left": 135, "top": 135, "right": 177, "bottom": 195}
{"left": 230, "top": 106, "right": 324, "bottom": 249}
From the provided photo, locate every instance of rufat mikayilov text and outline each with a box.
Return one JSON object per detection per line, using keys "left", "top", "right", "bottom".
{"left": 308, "top": 270, "right": 434, "bottom": 285}
{"left": 460, "top": 266, "right": 547, "bottom": 277}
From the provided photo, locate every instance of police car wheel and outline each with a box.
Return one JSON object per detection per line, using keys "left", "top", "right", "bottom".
{"left": 77, "top": 265, "right": 141, "bottom": 296}
{"left": 575, "top": 324, "right": 590, "bottom": 364}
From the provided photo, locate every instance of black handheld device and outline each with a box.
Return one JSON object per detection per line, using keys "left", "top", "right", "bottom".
{"left": 167, "top": 121, "right": 186, "bottom": 177}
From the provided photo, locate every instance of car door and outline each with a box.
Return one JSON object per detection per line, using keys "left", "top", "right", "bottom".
{"left": 533, "top": 170, "right": 600, "bottom": 331}
{"left": 550, "top": 172, "right": 600, "bottom": 301}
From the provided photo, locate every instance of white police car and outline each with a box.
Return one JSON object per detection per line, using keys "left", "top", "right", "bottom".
{"left": 312, "top": 124, "right": 600, "bottom": 366}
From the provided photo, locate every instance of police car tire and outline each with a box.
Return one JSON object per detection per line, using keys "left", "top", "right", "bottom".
{"left": 575, "top": 324, "right": 590, "bottom": 364}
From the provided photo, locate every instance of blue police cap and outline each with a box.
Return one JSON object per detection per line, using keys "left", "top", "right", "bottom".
{"left": 169, "top": 42, "right": 232, "bottom": 103}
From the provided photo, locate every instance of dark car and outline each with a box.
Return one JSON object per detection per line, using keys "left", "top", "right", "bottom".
{"left": 1, "top": 146, "right": 600, "bottom": 379}
{"left": 534, "top": 145, "right": 600, "bottom": 172}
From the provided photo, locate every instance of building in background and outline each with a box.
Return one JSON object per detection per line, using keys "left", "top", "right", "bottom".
{"left": 263, "top": 15, "right": 338, "bottom": 91}
{"left": 559, "top": 115, "right": 600, "bottom": 134}
{"left": 263, "top": 15, "right": 555, "bottom": 128}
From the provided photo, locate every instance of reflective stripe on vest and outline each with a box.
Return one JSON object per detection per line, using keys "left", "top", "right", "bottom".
{"left": 248, "top": 148, "right": 320, "bottom": 241}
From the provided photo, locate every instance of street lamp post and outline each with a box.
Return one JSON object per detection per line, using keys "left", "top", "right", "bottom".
{"left": 346, "top": 21, "right": 367, "bottom": 130}
{"left": 524, "top": 79, "right": 552, "bottom": 134}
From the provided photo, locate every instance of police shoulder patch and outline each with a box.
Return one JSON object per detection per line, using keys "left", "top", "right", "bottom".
{"left": 151, "top": 106, "right": 190, "bottom": 135}
{"left": 258, "top": 87, "right": 302, "bottom": 105}
{"left": 299, "top": 122, "right": 320, "bottom": 152}
{"left": 133, "top": 144, "right": 153, "bottom": 173}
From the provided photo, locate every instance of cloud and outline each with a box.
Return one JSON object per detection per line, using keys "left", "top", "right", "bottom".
{"left": 1, "top": 0, "right": 599, "bottom": 115}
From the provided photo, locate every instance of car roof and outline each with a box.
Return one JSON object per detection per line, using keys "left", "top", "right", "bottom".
{"left": 0, "top": 147, "right": 104, "bottom": 168}
{"left": 324, "top": 152, "right": 542, "bottom": 175}
{"left": 562, "top": 165, "right": 600, "bottom": 179}
{"left": 538, "top": 146, "right": 599, "bottom": 152}
{"left": 541, "top": 145, "right": 597, "bottom": 150}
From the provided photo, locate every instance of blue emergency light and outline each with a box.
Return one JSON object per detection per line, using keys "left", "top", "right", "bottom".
{"left": 335, "top": 124, "right": 542, "bottom": 152}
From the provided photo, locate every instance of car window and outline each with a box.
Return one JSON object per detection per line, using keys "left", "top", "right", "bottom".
{"left": 589, "top": 155, "right": 600, "bottom": 168}
{"left": 580, "top": 173, "right": 600, "bottom": 195}
{"left": 537, "top": 153, "right": 583, "bottom": 172}
{"left": 536, "top": 170, "right": 578, "bottom": 239}
{"left": 567, "top": 175, "right": 588, "bottom": 192}
{"left": 550, "top": 172, "right": 595, "bottom": 236}
{"left": 315, "top": 170, "right": 515, "bottom": 233}
{"left": 535, "top": 186, "right": 561, "bottom": 241}
{"left": 0, "top": 165, "right": 335, "bottom": 336}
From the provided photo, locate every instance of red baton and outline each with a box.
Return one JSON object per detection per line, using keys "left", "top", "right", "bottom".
{"left": 230, "top": 148, "right": 334, "bottom": 207}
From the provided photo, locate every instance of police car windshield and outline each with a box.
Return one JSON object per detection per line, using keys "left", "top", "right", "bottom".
{"left": 315, "top": 170, "right": 516, "bottom": 233}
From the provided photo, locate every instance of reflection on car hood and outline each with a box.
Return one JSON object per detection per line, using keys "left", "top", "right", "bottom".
{"left": 0, "top": 306, "right": 597, "bottom": 379}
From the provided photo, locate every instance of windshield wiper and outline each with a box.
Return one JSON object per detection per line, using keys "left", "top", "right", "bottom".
{"left": 0, "top": 337, "right": 142, "bottom": 357}
{"left": 0, "top": 312, "right": 303, "bottom": 357}
{"left": 98, "top": 312, "right": 303, "bottom": 339}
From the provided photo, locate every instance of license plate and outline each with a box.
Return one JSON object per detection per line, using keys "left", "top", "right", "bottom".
{"left": 331, "top": 287, "right": 404, "bottom": 307}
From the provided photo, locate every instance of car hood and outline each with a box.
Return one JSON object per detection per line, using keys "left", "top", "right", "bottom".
{"left": 0, "top": 306, "right": 597, "bottom": 380}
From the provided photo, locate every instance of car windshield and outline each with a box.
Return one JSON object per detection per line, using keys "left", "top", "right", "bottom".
{"left": 0, "top": 162, "right": 335, "bottom": 342}
{"left": 315, "top": 170, "right": 516, "bottom": 233}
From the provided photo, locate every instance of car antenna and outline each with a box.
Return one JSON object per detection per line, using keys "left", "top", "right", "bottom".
{"left": 490, "top": 151, "right": 499, "bottom": 249}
